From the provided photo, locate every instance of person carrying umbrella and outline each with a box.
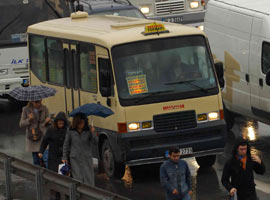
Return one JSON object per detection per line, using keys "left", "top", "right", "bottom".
{"left": 62, "top": 113, "right": 96, "bottom": 186}
{"left": 38, "top": 111, "right": 68, "bottom": 200}
{"left": 11, "top": 85, "right": 56, "bottom": 166}
{"left": 19, "top": 99, "right": 52, "bottom": 166}
{"left": 61, "top": 103, "right": 114, "bottom": 186}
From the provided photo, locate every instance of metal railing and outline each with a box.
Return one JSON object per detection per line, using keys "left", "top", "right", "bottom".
{"left": 0, "top": 152, "right": 130, "bottom": 200}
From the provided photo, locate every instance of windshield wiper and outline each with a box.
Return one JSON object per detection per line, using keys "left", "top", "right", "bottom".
{"left": 164, "top": 80, "right": 208, "bottom": 93}
{"left": 134, "top": 90, "right": 175, "bottom": 104}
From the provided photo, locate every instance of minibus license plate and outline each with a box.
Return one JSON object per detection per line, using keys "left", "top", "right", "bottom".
{"left": 164, "top": 147, "right": 193, "bottom": 158}
{"left": 179, "top": 147, "right": 193, "bottom": 155}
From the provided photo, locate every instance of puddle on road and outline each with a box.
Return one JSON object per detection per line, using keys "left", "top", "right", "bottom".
{"left": 241, "top": 120, "right": 259, "bottom": 141}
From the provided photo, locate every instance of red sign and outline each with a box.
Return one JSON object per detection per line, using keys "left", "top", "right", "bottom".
{"left": 163, "top": 104, "right": 184, "bottom": 111}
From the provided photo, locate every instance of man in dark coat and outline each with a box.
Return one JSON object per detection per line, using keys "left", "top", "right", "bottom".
{"left": 221, "top": 138, "right": 265, "bottom": 200}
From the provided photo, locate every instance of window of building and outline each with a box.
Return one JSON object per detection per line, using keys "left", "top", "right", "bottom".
{"left": 29, "top": 35, "right": 46, "bottom": 81}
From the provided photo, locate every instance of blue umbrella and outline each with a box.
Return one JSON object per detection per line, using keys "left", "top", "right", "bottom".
{"left": 69, "top": 103, "right": 114, "bottom": 118}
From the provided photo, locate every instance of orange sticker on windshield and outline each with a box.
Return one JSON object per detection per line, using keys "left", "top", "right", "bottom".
{"left": 126, "top": 75, "right": 148, "bottom": 95}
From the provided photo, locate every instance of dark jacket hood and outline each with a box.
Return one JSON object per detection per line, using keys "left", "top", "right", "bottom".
{"left": 232, "top": 138, "right": 251, "bottom": 157}
{"left": 54, "top": 112, "right": 68, "bottom": 129}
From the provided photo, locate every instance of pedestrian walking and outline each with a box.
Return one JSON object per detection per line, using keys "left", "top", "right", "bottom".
{"left": 38, "top": 111, "right": 68, "bottom": 200}
{"left": 19, "top": 100, "right": 51, "bottom": 166}
{"left": 221, "top": 138, "right": 265, "bottom": 200}
{"left": 62, "top": 113, "right": 95, "bottom": 186}
{"left": 38, "top": 111, "right": 68, "bottom": 170}
{"left": 160, "top": 146, "right": 192, "bottom": 200}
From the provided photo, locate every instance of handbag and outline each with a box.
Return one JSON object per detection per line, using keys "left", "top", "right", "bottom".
{"left": 28, "top": 110, "right": 42, "bottom": 142}
{"left": 28, "top": 127, "right": 42, "bottom": 141}
{"left": 58, "top": 163, "right": 70, "bottom": 176}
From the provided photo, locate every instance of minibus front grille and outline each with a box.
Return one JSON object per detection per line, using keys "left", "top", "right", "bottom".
{"left": 153, "top": 110, "right": 197, "bottom": 132}
{"left": 155, "top": 0, "right": 185, "bottom": 15}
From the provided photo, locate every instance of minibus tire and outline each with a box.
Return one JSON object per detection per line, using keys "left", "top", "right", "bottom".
{"left": 195, "top": 155, "right": 216, "bottom": 168}
{"left": 102, "top": 140, "right": 125, "bottom": 179}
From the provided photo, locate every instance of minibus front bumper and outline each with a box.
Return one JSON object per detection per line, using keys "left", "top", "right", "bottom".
{"left": 117, "top": 120, "right": 226, "bottom": 166}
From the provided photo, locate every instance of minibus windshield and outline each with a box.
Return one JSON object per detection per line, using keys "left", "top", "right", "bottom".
{"left": 112, "top": 35, "right": 218, "bottom": 106}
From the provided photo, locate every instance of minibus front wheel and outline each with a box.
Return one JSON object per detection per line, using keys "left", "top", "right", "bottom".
{"left": 102, "top": 139, "right": 125, "bottom": 179}
{"left": 195, "top": 155, "right": 216, "bottom": 168}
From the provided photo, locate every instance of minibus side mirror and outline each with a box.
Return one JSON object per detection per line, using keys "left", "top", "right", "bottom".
{"left": 214, "top": 62, "right": 225, "bottom": 88}
{"left": 99, "top": 58, "right": 112, "bottom": 97}
{"left": 266, "top": 70, "right": 270, "bottom": 86}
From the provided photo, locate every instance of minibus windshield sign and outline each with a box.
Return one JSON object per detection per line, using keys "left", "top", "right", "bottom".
{"left": 126, "top": 74, "right": 148, "bottom": 95}
{"left": 142, "top": 22, "right": 169, "bottom": 36}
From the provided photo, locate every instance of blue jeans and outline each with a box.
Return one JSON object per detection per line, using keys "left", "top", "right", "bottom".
{"left": 43, "top": 149, "right": 49, "bottom": 168}
{"left": 32, "top": 152, "right": 41, "bottom": 166}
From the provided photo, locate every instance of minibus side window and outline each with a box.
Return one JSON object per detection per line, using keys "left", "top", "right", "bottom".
{"left": 98, "top": 58, "right": 114, "bottom": 97}
{"left": 47, "top": 39, "right": 64, "bottom": 85}
{"left": 79, "top": 44, "right": 97, "bottom": 93}
{"left": 29, "top": 35, "right": 46, "bottom": 82}
{"left": 262, "top": 42, "right": 270, "bottom": 74}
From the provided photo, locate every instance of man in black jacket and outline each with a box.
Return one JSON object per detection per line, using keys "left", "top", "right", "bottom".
{"left": 221, "top": 138, "right": 265, "bottom": 200}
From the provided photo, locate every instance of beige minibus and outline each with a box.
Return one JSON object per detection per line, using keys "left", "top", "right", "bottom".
{"left": 27, "top": 12, "right": 226, "bottom": 178}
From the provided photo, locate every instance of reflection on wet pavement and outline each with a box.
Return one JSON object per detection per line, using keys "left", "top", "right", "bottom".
{"left": 241, "top": 120, "right": 258, "bottom": 141}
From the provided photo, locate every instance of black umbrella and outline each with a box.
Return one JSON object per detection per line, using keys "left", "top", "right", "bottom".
{"left": 8, "top": 85, "right": 56, "bottom": 101}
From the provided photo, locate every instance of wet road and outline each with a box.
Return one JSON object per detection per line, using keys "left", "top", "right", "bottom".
{"left": 0, "top": 99, "right": 270, "bottom": 200}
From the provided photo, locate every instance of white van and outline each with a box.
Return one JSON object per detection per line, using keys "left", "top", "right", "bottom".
{"left": 204, "top": 0, "right": 270, "bottom": 129}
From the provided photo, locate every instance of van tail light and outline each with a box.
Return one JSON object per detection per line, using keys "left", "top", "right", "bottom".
{"left": 118, "top": 122, "right": 127, "bottom": 133}
{"left": 219, "top": 110, "right": 224, "bottom": 120}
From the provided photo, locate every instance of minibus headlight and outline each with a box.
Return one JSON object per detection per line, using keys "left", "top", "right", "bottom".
{"left": 140, "top": 6, "right": 150, "bottom": 14}
{"left": 208, "top": 112, "right": 219, "bottom": 121}
{"left": 128, "top": 122, "right": 140, "bottom": 131}
{"left": 190, "top": 1, "right": 199, "bottom": 9}
{"left": 197, "top": 113, "right": 207, "bottom": 122}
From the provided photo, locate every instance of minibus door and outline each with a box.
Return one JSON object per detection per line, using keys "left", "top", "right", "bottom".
{"left": 63, "top": 43, "right": 80, "bottom": 115}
